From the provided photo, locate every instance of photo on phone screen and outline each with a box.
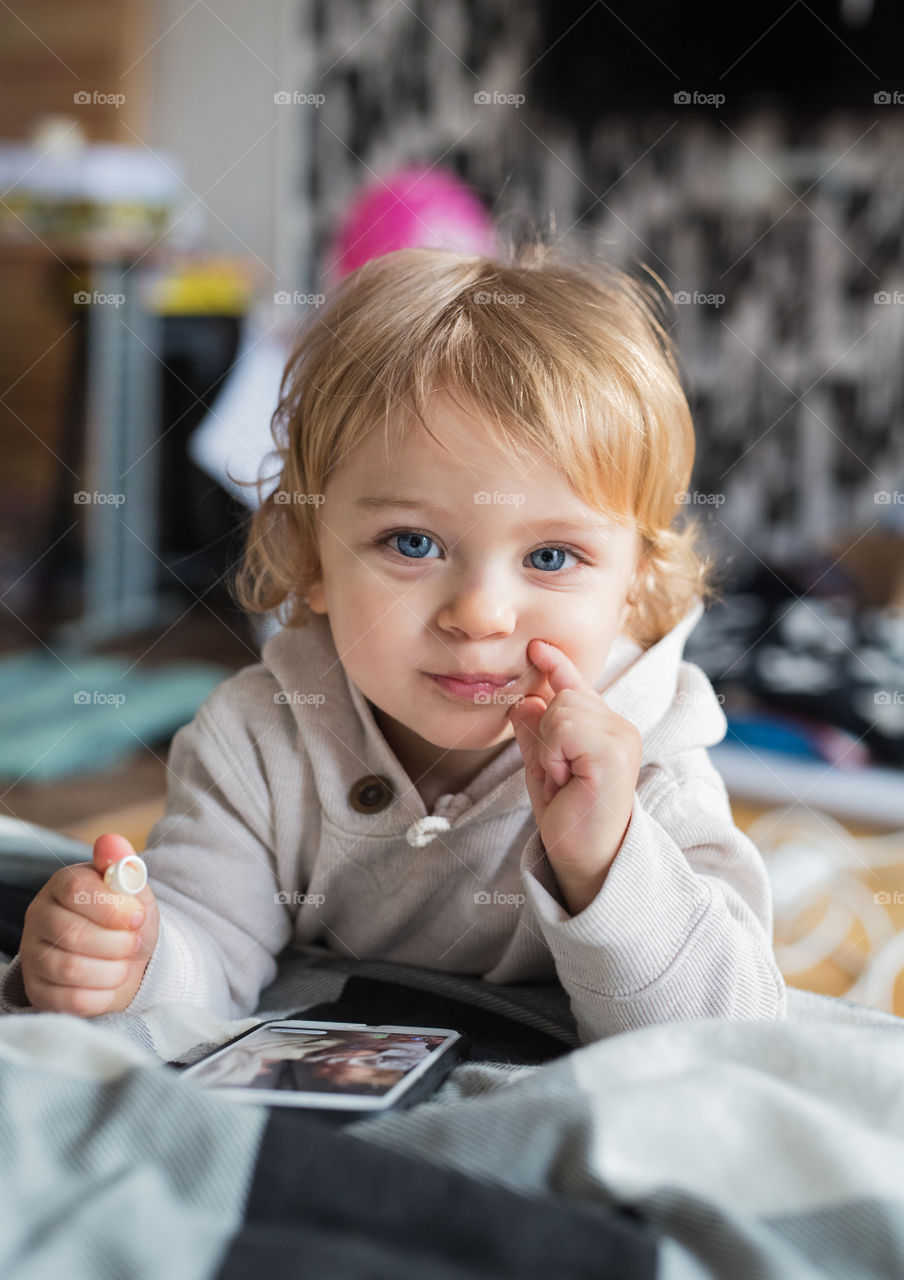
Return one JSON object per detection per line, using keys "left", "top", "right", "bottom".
{"left": 179, "top": 1021, "right": 464, "bottom": 1110}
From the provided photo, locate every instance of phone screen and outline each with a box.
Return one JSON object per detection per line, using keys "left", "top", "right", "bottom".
{"left": 185, "top": 1024, "right": 453, "bottom": 1101}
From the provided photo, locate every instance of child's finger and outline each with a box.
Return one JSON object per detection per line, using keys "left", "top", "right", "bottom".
{"left": 507, "top": 696, "right": 544, "bottom": 761}
{"left": 507, "top": 696, "right": 548, "bottom": 804}
{"left": 33, "top": 901, "right": 143, "bottom": 961}
{"left": 525, "top": 639, "right": 590, "bottom": 698}
{"left": 29, "top": 946, "right": 139, "bottom": 991}
{"left": 21, "top": 972, "right": 118, "bottom": 1017}
{"left": 533, "top": 715, "right": 571, "bottom": 800}
{"left": 48, "top": 865, "right": 145, "bottom": 933}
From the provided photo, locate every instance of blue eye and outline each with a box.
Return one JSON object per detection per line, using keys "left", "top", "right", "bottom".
{"left": 378, "top": 530, "right": 586, "bottom": 575}
{"left": 529, "top": 547, "right": 573, "bottom": 572}
{"left": 385, "top": 531, "right": 440, "bottom": 559}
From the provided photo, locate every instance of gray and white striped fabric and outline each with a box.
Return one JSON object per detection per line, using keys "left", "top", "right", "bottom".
{"left": 3, "top": 820, "right": 904, "bottom": 1278}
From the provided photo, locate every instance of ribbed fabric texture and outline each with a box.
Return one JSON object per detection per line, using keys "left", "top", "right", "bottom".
{"left": 350, "top": 993, "right": 904, "bottom": 1280}
{"left": 0, "top": 599, "right": 787, "bottom": 1038}
{"left": 0, "top": 1014, "right": 265, "bottom": 1280}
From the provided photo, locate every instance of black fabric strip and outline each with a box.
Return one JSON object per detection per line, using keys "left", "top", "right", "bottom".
{"left": 0, "top": 883, "right": 33, "bottom": 958}
{"left": 214, "top": 1105, "right": 658, "bottom": 1280}
{"left": 284, "top": 975, "right": 573, "bottom": 1065}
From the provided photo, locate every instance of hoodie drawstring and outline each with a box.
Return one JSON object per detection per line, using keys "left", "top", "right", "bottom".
{"left": 405, "top": 792, "right": 472, "bottom": 847}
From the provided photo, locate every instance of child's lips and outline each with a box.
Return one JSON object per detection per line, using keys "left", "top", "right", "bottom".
{"left": 426, "top": 672, "right": 520, "bottom": 700}
{"left": 428, "top": 671, "right": 519, "bottom": 684}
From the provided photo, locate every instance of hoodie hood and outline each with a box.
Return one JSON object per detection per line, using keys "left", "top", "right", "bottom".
{"left": 600, "top": 598, "right": 727, "bottom": 761}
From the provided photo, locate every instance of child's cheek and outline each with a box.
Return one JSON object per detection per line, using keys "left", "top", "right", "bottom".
{"left": 536, "top": 608, "right": 596, "bottom": 682}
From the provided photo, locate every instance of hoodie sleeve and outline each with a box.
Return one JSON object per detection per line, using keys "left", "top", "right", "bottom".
{"left": 519, "top": 744, "right": 787, "bottom": 1044}
{"left": 0, "top": 685, "right": 294, "bottom": 1021}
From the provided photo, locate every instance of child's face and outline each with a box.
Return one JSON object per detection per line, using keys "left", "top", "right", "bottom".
{"left": 306, "top": 395, "right": 643, "bottom": 783}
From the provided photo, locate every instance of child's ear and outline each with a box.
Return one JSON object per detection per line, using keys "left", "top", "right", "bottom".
{"left": 618, "top": 591, "right": 636, "bottom": 631}
{"left": 306, "top": 576, "right": 327, "bottom": 615}
{"left": 619, "top": 547, "right": 648, "bottom": 629}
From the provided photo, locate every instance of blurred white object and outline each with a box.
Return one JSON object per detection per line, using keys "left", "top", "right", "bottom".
{"left": 0, "top": 131, "right": 182, "bottom": 247}
{"left": 750, "top": 805, "right": 904, "bottom": 1015}
{"left": 710, "top": 741, "right": 904, "bottom": 827}
{"left": 30, "top": 114, "right": 87, "bottom": 155}
{"left": 189, "top": 309, "right": 298, "bottom": 649}
{"left": 188, "top": 310, "right": 292, "bottom": 507}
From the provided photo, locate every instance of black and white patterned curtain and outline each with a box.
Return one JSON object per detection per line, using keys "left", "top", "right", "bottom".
{"left": 284, "top": 0, "right": 904, "bottom": 578}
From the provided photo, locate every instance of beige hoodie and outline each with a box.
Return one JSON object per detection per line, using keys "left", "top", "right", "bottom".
{"left": 0, "top": 599, "right": 787, "bottom": 1042}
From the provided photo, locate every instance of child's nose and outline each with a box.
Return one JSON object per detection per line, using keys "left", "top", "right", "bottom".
{"left": 436, "top": 576, "right": 516, "bottom": 638}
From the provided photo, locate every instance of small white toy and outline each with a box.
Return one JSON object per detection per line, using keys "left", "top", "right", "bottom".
{"left": 103, "top": 855, "right": 148, "bottom": 896}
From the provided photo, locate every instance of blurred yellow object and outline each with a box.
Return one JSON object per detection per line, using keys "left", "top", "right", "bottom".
{"left": 144, "top": 257, "right": 253, "bottom": 316}
{"left": 64, "top": 797, "right": 165, "bottom": 852}
{"left": 740, "top": 805, "right": 904, "bottom": 1017}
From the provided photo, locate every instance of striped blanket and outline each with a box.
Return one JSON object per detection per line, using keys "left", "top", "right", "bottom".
{"left": 2, "top": 820, "right": 904, "bottom": 1279}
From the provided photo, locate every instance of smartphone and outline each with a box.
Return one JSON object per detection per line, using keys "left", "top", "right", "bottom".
{"left": 175, "top": 1019, "right": 468, "bottom": 1116}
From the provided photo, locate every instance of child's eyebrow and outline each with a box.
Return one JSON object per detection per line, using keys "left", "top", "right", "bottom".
{"left": 353, "top": 497, "right": 616, "bottom": 534}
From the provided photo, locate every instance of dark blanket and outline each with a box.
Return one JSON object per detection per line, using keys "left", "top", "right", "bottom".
{"left": 221, "top": 1103, "right": 656, "bottom": 1280}
{"left": 203, "top": 972, "right": 658, "bottom": 1278}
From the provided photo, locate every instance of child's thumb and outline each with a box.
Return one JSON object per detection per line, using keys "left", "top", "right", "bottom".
{"left": 93, "top": 832, "right": 138, "bottom": 877}
{"left": 92, "top": 833, "right": 156, "bottom": 925}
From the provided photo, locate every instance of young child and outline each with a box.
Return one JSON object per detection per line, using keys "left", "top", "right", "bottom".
{"left": 3, "top": 245, "right": 787, "bottom": 1043}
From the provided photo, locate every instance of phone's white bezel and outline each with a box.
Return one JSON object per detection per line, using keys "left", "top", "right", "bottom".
{"left": 176, "top": 1019, "right": 462, "bottom": 1110}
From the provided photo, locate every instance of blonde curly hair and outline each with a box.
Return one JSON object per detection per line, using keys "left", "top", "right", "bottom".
{"left": 231, "top": 243, "right": 718, "bottom": 649}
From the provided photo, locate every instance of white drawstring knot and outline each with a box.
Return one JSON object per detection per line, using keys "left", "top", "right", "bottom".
{"left": 406, "top": 816, "right": 452, "bottom": 847}
{"left": 405, "top": 793, "right": 472, "bottom": 847}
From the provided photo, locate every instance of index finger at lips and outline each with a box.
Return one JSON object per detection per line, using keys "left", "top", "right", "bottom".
{"left": 50, "top": 864, "right": 144, "bottom": 931}
{"left": 526, "top": 638, "right": 588, "bottom": 697}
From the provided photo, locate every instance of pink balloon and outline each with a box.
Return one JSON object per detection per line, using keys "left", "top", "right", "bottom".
{"left": 330, "top": 167, "right": 496, "bottom": 279}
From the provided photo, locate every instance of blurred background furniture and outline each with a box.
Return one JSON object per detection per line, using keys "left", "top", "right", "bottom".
{"left": 1, "top": 0, "right": 903, "bottom": 1022}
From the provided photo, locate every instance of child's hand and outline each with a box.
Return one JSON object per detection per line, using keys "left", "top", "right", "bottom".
{"left": 508, "top": 639, "right": 642, "bottom": 917}
{"left": 19, "top": 833, "right": 159, "bottom": 1017}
